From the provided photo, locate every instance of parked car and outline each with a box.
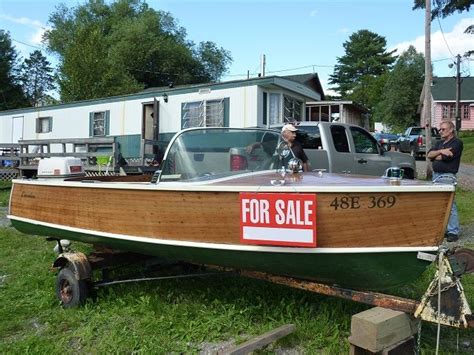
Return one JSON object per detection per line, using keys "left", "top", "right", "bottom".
{"left": 270, "top": 122, "right": 416, "bottom": 178}
{"left": 372, "top": 132, "right": 399, "bottom": 151}
{"left": 397, "top": 127, "right": 441, "bottom": 159}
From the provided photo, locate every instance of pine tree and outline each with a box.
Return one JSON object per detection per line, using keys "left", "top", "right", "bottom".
{"left": 328, "top": 30, "right": 396, "bottom": 111}
{"left": 19, "top": 50, "right": 56, "bottom": 106}
{"left": 0, "top": 30, "right": 28, "bottom": 110}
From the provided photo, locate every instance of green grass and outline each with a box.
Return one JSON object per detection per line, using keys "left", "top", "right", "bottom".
{"left": 0, "top": 181, "right": 12, "bottom": 206}
{"left": 459, "top": 131, "right": 474, "bottom": 165}
{"left": 1, "top": 185, "right": 473, "bottom": 352}
{"left": 457, "top": 187, "right": 474, "bottom": 225}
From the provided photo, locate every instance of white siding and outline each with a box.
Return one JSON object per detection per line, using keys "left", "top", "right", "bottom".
{"left": 0, "top": 82, "right": 315, "bottom": 143}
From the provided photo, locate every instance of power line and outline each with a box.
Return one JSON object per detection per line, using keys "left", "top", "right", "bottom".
{"left": 11, "top": 37, "right": 43, "bottom": 50}
{"left": 222, "top": 63, "right": 335, "bottom": 78}
{"left": 436, "top": 17, "right": 456, "bottom": 58}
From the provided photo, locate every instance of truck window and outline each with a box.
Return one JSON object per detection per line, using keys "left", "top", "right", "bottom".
{"left": 295, "top": 126, "right": 323, "bottom": 149}
{"left": 350, "top": 127, "right": 379, "bottom": 154}
{"left": 330, "top": 125, "right": 350, "bottom": 153}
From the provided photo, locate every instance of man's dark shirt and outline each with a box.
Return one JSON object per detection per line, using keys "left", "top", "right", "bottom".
{"left": 291, "top": 140, "right": 309, "bottom": 163}
{"left": 429, "top": 137, "right": 463, "bottom": 174}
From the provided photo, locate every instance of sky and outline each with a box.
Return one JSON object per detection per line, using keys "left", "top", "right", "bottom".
{"left": 0, "top": 0, "right": 473, "bottom": 96}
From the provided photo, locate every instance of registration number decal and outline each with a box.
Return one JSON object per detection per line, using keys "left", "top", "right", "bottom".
{"left": 329, "top": 195, "right": 397, "bottom": 210}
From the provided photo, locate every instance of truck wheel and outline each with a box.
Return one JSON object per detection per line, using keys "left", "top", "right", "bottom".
{"left": 56, "top": 267, "right": 89, "bottom": 308}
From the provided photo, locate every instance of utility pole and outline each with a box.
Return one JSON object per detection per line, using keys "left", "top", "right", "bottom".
{"left": 424, "top": 0, "right": 433, "bottom": 179}
{"left": 260, "top": 54, "right": 266, "bottom": 77}
{"left": 455, "top": 54, "right": 461, "bottom": 132}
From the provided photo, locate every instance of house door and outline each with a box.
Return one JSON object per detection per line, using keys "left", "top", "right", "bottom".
{"left": 142, "top": 99, "right": 159, "bottom": 158}
{"left": 12, "top": 116, "right": 24, "bottom": 143}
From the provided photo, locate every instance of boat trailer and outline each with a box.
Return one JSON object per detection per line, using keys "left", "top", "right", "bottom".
{"left": 49, "top": 240, "right": 474, "bottom": 329}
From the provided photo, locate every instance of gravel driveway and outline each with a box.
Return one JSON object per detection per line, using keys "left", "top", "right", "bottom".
{"left": 416, "top": 161, "right": 474, "bottom": 191}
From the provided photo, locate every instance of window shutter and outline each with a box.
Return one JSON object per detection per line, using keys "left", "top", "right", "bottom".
{"left": 181, "top": 103, "right": 186, "bottom": 129}
{"left": 49, "top": 117, "right": 53, "bottom": 132}
{"left": 35, "top": 118, "right": 40, "bottom": 133}
{"left": 223, "top": 98, "right": 230, "bottom": 127}
{"left": 105, "top": 110, "right": 110, "bottom": 136}
{"left": 89, "top": 113, "right": 94, "bottom": 137}
{"left": 262, "top": 93, "right": 267, "bottom": 126}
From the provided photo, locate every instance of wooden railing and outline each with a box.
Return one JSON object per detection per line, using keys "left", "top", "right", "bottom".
{"left": 1, "top": 137, "right": 163, "bottom": 177}
{"left": 18, "top": 137, "right": 119, "bottom": 173}
{"left": 0, "top": 143, "right": 20, "bottom": 167}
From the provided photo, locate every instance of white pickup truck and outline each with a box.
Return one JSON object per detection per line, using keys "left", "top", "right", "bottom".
{"left": 273, "top": 122, "right": 417, "bottom": 179}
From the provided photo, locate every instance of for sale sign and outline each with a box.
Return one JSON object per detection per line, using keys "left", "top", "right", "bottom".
{"left": 240, "top": 193, "right": 317, "bottom": 247}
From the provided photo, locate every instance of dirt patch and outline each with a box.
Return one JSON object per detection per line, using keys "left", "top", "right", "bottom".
{"left": 0, "top": 207, "right": 10, "bottom": 228}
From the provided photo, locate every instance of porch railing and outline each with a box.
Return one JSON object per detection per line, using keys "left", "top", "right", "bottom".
{"left": 17, "top": 137, "right": 119, "bottom": 173}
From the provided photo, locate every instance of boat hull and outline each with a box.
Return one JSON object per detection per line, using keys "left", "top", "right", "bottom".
{"left": 12, "top": 219, "right": 430, "bottom": 291}
{"left": 8, "top": 174, "right": 454, "bottom": 291}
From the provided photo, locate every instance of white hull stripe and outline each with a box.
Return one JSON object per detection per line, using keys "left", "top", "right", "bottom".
{"left": 8, "top": 215, "right": 440, "bottom": 254}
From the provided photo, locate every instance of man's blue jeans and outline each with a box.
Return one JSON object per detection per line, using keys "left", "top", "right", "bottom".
{"left": 432, "top": 172, "right": 459, "bottom": 236}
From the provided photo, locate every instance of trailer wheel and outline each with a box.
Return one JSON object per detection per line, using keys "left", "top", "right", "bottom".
{"left": 56, "top": 267, "right": 89, "bottom": 308}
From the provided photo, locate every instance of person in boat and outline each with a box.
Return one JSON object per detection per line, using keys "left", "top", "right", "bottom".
{"left": 246, "top": 133, "right": 278, "bottom": 156}
{"left": 427, "top": 120, "right": 463, "bottom": 242}
{"left": 281, "top": 123, "right": 309, "bottom": 172}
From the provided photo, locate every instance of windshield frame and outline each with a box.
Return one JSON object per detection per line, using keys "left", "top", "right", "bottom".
{"left": 158, "top": 127, "right": 283, "bottom": 183}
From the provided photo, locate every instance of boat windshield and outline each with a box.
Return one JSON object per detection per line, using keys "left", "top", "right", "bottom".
{"left": 160, "top": 128, "right": 282, "bottom": 182}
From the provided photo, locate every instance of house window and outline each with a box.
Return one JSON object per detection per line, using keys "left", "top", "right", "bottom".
{"left": 268, "top": 93, "right": 281, "bottom": 125}
{"left": 36, "top": 117, "right": 52, "bottom": 133}
{"left": 89, "top": 110, "right": 110, "bottom": 137}
{"left": 462, "top": 105, "right": 470, "bottom": 120}
{"left": 283, "top": 95, "right": 303, "bottom": 122}
{"left": 182, "top": 98, "right": 228, "bottom": 128}
{"left": 442, "top": 104, "right": 456, "bottom": 119}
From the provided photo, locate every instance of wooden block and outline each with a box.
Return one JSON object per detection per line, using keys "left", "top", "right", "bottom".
{"left": 348, "top": 307, "right": 417, "bottom": 353}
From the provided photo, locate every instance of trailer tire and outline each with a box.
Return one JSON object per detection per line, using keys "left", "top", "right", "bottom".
{"left": 56, "top": 267, "right": 89, "bottom": 308}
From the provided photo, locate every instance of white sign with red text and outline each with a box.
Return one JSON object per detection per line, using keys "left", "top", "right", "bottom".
{"left": 240, "top": 193, "right": 317, "bottom": 247}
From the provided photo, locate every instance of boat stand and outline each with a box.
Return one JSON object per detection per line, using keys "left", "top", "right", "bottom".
{"left": 49, "top": 240, "right": 474, "bottom": 329}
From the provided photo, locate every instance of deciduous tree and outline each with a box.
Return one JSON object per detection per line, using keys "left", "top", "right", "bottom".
{"left": 372, "top": 46, "right": 425, "bottom": 132}
{"left": 44, "top": 0, "right": 232, "bottom": 101}
{"left": 413, "top": 0, "right": 473, "bottom": 18}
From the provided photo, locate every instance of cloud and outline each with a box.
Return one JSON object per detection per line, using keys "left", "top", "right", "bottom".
{"left": 30, "top": 28, "right": 48, "bottom": 45}
{"left": 337, "top": 27, "right": 350, "bottom": 34}
{"left": 0, "top": 14, "right": 46, "bottom": 29}
{"left": 309, "top": 10, "right": 318, "bottom": 17}
{"left": 390, "top": 18, "right": 474, "bottom": 60}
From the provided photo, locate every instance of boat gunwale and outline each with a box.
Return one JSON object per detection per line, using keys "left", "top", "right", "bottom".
{"left": 10, "top": 174, "right": 455, "bottom": 193}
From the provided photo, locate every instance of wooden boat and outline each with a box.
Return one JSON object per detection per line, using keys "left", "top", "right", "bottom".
{"left": 8, "top": 127, "right": 455, "bottom": 291}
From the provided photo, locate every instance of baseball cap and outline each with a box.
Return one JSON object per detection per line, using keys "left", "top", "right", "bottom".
{"left": 281, "top": 124, "right": 298, "bottom": 132}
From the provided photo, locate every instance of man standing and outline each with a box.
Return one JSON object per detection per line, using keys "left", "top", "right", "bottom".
{"left": 427, "top": 121, "right": 463, "bottom": 242}
{"left": 281, "top": 124, "right": 309, "bottom": 172}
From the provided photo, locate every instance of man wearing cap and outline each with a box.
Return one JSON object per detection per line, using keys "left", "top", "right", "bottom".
{"left": 281, "top": 124, "right": 309, "bottom": 172}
